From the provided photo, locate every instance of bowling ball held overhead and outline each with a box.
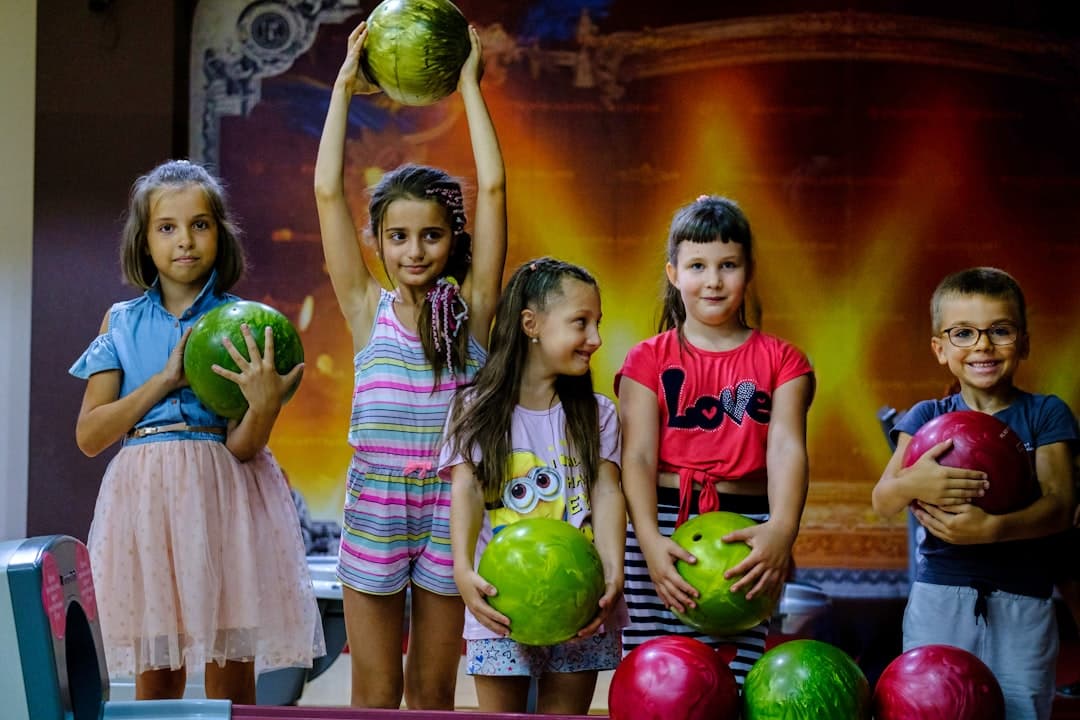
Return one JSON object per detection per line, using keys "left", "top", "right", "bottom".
{"left": 361, "top": 0, "right": 471, "bottom": 106}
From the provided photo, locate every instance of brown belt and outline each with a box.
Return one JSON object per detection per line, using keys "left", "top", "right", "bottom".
{"left": 128, "top": 422, "right": 226, "bottom": 439}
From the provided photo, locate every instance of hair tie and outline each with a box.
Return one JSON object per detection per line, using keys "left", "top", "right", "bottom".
{"left": 428, "top": 277, "right": 469, "bottom": 370}
{"left": 697, "top": 194, "right": 710, "bottom": 202}
{"left": 425, "top": 185, "right": 467, "bottom": 239}
{"left": 529, "top": 262, "right": 537, "bottom": 271}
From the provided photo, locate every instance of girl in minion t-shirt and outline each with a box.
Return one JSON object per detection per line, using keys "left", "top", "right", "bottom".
{"left": 439, "top": 258, "right": 626, "bottom": 715}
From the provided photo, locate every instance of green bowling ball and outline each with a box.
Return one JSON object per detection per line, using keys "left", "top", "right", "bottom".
{"left": 477, "top": 518, "right": 605, "bottom": 646}
{"left": 743, "top": 639, "right": 871, "bottom": 719}
{"left": 670, "top": 511, "right": 775, "bottom": 636}
{"left": 183, "top": 300, "right": 304, "bottom": 419}
{"left": 361, "top": 0, "right": 471, "bottom": 106}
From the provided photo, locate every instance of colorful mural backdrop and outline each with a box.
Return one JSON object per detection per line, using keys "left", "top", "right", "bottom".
{"left": 192, "top": 1, "right": 1080, "bottom": 580}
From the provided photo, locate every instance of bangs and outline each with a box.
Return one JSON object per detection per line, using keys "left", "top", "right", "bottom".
{"left": 672, "top": 208, "right": 751, "bottom": 247}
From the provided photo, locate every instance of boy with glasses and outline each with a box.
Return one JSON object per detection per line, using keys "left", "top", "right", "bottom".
{"left": 872, "top": 266, "right": 1078, "bottom": 720}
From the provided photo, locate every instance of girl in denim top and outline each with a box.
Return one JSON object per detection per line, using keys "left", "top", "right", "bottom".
{"left": 70, "top": 160, "right": 323, "bottom": 703}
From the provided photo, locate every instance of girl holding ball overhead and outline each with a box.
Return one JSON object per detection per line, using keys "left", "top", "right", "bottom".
{"left": 314, "top": 17, "right": 507, "bottom": 710}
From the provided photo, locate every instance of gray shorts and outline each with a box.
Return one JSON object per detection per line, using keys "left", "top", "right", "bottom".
{"left": 903, "top": 581, "right": 1058, "bottom": 720}
{"left": 465, "top": 632, "right": 621, "bottom": 677}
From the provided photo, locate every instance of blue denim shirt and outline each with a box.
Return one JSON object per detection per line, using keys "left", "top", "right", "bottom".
{"left": 69, "top": 271, "right": 238, "bottom": 445}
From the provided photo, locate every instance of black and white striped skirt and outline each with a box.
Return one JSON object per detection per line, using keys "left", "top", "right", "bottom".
{"left": 622, "top": 485, "right": 771, "bottom": 686}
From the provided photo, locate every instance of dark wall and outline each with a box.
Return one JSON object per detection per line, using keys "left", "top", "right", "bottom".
{"left": 29, "top": 0, "right": 189, "bottom": 538}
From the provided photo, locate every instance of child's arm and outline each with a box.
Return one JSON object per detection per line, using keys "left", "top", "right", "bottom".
{"left": 75, "top": 314, "right": 190, "bottom": 457}
{"left": 457, "top": 27, "right": 507, "bottom": 346}
{"left": 722, "top": 374, "right": 813, "bottom": 601}
{"left": 218, "top": 325, "right": 305, "bottom": 462}
{"left": 872, "top": 434, "right": 989, "bottom": 517}
{"left": 578, "top": 459, "right": 625, "bottom": 637}
{"left": 313, "top": 22, "right": 382, "bottom": 352}
{"left": 619, "top": 377, "right": 699, "bottom": 613}
{"left": 449, "top": 462, "right": 511, "bottom": 637}
{"left": 914, "top": 441, "right": 1074, "bottom": 544}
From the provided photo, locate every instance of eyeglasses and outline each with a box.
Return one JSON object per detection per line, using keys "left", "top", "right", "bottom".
{"left": 940, "top": 323, "right": 1020, "bottom": 348}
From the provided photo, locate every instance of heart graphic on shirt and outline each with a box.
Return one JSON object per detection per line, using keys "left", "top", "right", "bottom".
{"left": 720, "top": 381, "right": 757, "bottom": 424}
{"left": 660, "top": 367, "right": 771, "bottom": 431}
{"left": 719, "top": 387, "right": 743, "bottom": 423}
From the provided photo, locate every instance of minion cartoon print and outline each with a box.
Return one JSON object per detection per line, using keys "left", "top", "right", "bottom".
{"left": 489, "top": 450, "right": 566, "bottom": 532}
{"left": 488, "top": 449, "right": 595, "bottom": 541}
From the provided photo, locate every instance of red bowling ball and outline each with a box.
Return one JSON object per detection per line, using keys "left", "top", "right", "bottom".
{"left": 902, "top": 410, "right": 1037, "bottom": 514}
{"left": 609, "top": 636, "right": 739, "bottom": 720}
{"left": 873, "top": 644, "right": 1005, "bottom": 720}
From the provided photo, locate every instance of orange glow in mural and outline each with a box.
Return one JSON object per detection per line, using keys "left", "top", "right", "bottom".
{"left": 214, "top": 8, "right": 1080, "bottom": 574}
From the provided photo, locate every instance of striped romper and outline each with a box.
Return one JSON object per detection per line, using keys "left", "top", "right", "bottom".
{"left": 337, "top": 289, "right": 484, "bottom": 596}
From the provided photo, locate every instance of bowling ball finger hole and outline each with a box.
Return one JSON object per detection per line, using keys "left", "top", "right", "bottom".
{"left": 692, "top": 533, "right": 703, "bottom": 542}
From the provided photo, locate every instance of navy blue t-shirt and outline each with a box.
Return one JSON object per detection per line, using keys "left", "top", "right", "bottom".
{"left": 892, "top": 391, "right": 1078, "bottom": 598}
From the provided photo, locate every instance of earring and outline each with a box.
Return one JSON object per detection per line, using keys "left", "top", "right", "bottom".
{"left": 531, "top": 336, "right": 539, "bottom": 344}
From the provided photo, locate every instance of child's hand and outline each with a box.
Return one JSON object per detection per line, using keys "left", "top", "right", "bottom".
{"left": 578, "top": 578, "right": 623, "bottom": 638}
{"left": 213, "top": 324, "right": 304, "bottom": 415}
{"left": 336, "top": 22, "right": 381, "bottom": 96}
{"left": 457, "top": 25, "right": 484, "bottom": 90}
{"left": 721, "top": 521, "right": 793, "bottom": 602}
{"left": 904, "top": 439, "right": 989, "bottom": 506}
{"left": 455, "top": 567, "right": 510, "bottom": 637}
{"left": 160, "top": 327, "right": 193, "bottom": 391}
{"left": 912, "top": 501, "right": 997, "bottom": 545}
{"left": 640, "top": 533, "right": 699, "bottom": 614}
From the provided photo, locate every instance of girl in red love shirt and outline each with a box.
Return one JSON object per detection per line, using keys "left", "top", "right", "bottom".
{"left": 616, "top": 194, "right": 815, "bottom": 686}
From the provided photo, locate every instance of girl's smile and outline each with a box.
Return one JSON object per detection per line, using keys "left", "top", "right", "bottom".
{"left": 380, "top": 198, "right": 453, "bottom": 290}
{"left": 666, "top": 237, "right": 751, "bottom": 349}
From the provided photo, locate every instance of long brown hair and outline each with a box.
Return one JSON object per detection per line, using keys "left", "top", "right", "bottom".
{"left": 446, "top": 258, "right": 601, "bottom": 505}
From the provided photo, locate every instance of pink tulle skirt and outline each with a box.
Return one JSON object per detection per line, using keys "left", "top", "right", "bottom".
{"left": 87, "top": 440, "right": 325, "bottom": 676}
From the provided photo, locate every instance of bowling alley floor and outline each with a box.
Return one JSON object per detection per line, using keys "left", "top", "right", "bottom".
{"left": 292, "top": 628, "right": 1080, "bottom": 717}
{"left": 296, "top": 654, "right": 614, "bottom": 713}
